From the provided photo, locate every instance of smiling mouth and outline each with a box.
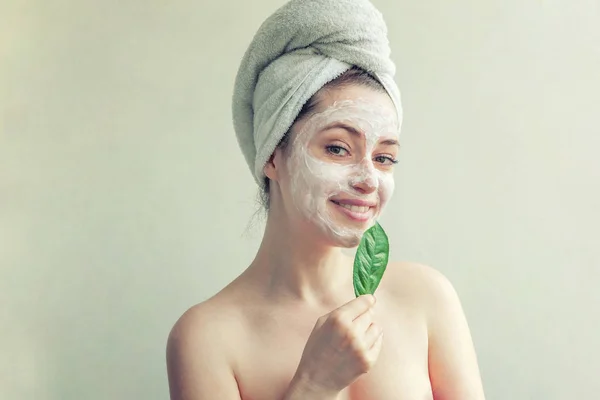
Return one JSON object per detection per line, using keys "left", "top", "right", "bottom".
{"left": 331, "top": 200, "right": 371, "bottom": 213}
{"left": 330, "top": 200, "right": 376, "bottom": 222}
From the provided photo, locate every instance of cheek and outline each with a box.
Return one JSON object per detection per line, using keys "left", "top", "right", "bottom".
{"left": 298, "top": 155, "right": 352, "bottom": 193}
{"left": 377, "top": 173, "right": 395, "bottom": 207}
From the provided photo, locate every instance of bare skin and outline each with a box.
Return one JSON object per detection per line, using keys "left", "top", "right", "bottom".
{"left": 166, "top": 85, "right": 485, "bottom": 400}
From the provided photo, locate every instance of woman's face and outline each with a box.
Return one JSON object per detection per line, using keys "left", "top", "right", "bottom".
{"left": 278, "top": 84, "right": 401, "bottom": 247}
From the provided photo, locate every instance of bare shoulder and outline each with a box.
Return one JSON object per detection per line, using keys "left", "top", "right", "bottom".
{"left": 166, "top": 292, "right": 246, "bottom": 399}
{"left": 383, "top": 261, "right": 458, "bottom": 300}
{"left": 169, "top": 298, "right": 230, "bottom": 342}
{"left": 382, "top": 261, "right": 463, "bottom": 322}
{"left": 167, "top": 289, "right": 245, "bottom": 359}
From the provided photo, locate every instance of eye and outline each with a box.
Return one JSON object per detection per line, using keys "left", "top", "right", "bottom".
{"left": 326, "top": 145, "right": 350, "bottom": 157}
{"left": 374, "top": 155, "right": 398, "bottom": 165}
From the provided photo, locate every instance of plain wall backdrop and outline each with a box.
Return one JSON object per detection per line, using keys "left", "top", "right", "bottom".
{"left": 1, "top": 0, "right": 599, "bottom": 399}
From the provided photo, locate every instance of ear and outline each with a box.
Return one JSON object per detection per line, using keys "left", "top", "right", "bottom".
{"left": 263, "top": 149, "right": 281, "bottom": 182}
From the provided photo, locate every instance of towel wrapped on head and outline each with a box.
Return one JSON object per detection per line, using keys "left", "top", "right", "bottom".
{"left": 232, "top": 0, "right": 403, "bottom": 187}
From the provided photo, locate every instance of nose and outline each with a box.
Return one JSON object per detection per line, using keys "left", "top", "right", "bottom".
{"left": 349, "top": 161, "right": 378, "bottom": 194}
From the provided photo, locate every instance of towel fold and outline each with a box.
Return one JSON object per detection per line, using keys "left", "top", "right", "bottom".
{"left": 232, "top": 0, "right": 402, "bottom": 187}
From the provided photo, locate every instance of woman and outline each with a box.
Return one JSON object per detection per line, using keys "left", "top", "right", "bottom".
{"left": 167, "top": 1, "right": 485, "bottom": 399}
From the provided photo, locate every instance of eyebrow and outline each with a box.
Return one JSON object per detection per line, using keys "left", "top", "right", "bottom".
{"left": 322, "top": 122, "right": 400, "bottom": 147}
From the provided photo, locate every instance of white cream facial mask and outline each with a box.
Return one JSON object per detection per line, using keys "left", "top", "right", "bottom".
{"left": 285, "top": 99, "right": 400, "bottom": 247}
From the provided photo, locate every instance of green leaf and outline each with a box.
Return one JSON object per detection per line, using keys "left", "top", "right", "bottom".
{"left": 353, "top": 222, "right": 390, "bottom": 297}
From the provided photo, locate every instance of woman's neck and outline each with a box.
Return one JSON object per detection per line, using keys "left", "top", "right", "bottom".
{"left": 246, "top": 214, "right": 355, "bottom": 306}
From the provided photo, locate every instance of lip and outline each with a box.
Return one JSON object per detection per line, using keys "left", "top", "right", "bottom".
{"left": 330, "top": 199, "right": 376, "bottom": 222}
{"left": 330, "top": 198, "right": 377, "bottom": 207}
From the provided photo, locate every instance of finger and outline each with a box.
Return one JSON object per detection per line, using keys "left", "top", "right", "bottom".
{"left": 367, "top": 326, "right": 384, "bottom": 352}
{"left": 352, "top": 307, "right": 374, "bottom": 334}
{"left": 364, "top": 323, "right": 383, "bottom": 349}
{"left": 334, "top": 295, "right": 376, "bottom": 321}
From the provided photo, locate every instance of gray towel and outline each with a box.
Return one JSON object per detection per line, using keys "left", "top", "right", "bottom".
{"left": 232, "top": 0, "right": 402, "bottom": 187}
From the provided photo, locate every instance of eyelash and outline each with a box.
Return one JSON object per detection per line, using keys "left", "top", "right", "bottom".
{"left": 325, "top": 145, "right": 398, "bottom": 165}
{"left": 326, "top": 145, "right": 349, "bottom": 157}
{"left": 374, "top": 155, "right": 399, "bottom": 165}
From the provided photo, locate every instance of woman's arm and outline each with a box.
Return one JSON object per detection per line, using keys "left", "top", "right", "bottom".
{"left": 166, "top": 310, "right": 242, "bottom": 400}
{"left": 425, "top": 268, "right": 486, "bottom": 400}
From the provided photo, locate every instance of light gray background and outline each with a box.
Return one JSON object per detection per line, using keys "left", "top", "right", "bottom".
{"left": 1, "top": 0, "right": 599, "bottom": 399}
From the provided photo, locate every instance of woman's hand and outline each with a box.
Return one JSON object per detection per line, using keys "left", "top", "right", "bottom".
{"left": 288, "top": 294, "right": 384, "bottom": 397}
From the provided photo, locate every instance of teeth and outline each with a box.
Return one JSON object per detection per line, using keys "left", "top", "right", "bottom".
{"left": 338, "top": 203, "right": 370, "bottom": 213}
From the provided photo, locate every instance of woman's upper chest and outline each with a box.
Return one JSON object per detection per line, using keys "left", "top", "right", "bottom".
{"left": 235, "top": 300, "right": 432, "bottom": 400}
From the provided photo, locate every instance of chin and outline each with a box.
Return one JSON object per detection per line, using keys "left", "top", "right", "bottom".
{"left": 319, "top": 225, "right": 364, "bottom": 248}
{"left": 336, "top": 235, "right": 361, "bottom": 248}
